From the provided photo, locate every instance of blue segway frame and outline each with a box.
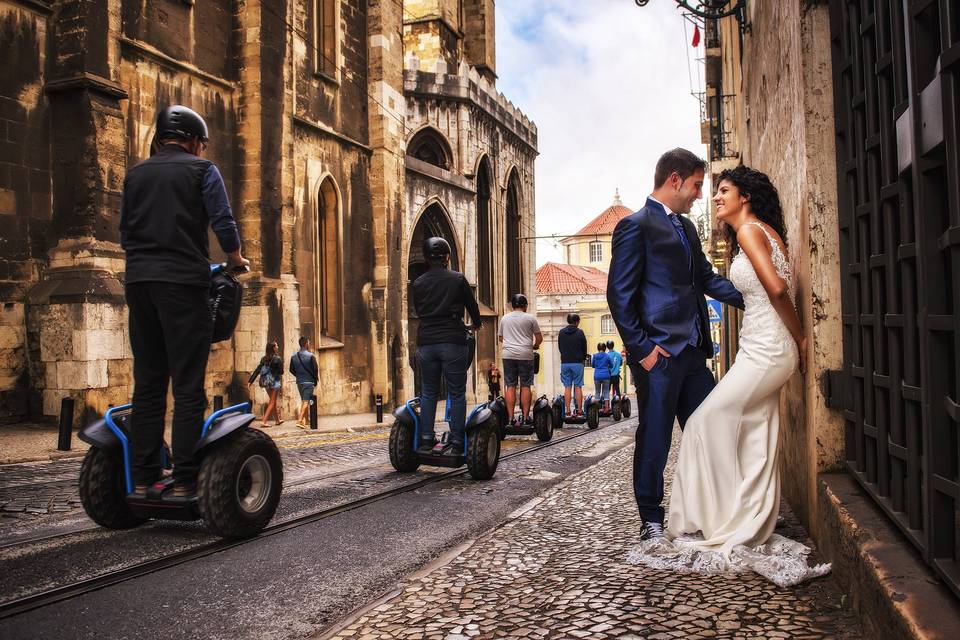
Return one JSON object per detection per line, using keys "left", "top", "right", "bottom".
{"left": 96, "top": 401, "right": 253, "bottom": 495}
{"left": 399, "top": 397, "right": 487, "bottom": 457}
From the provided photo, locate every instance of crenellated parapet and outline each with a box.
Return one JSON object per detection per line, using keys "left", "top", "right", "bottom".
{"left": 403, "top": 55, "right": 537, "bottom": 152}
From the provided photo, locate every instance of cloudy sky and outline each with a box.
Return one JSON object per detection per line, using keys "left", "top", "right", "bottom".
{"left": 494, "top": 0, "right": 709, "bottom": 265}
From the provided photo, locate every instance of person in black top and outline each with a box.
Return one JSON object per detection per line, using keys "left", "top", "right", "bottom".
{"left": 412, "top": 237, "right": 482, "bottom": 455}
{"left": 558, "top": 313, "right": 589, "bottom": 416}
{"left": 121, "top": 105, "right": 249, "bottom": 499}
{"left": 248, "top": 341, "right": 284, "bottom": 427}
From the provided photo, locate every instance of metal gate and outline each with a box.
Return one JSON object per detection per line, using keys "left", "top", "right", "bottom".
{"left": 828, "top": 0, "right": 960, "bottom": 595}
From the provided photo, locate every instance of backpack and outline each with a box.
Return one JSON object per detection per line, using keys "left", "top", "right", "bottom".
{"left": 209, "top": 268, "right": 243, "bottom": 343}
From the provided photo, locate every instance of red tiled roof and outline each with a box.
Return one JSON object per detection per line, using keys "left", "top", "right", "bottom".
{"left": 572, "top": 203, "right": 635, "bottom": 236}
{"left": 536, "top": 262, "right": 608, "bottom": 295}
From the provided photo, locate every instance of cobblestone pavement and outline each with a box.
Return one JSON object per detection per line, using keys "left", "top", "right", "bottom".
{"left": 0, "top": 428, "right": 391, "bottom": 524}
{"left": 325, "top": 441, "right": 861, "bottom": 639}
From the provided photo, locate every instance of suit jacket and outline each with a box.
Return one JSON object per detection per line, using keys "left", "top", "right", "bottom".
{"left": 606, "top": 197, "right": 744, "bottom": 363}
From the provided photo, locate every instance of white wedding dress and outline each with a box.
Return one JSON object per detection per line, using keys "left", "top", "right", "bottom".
{"left": 626, "top": 221, "right": 831, "bottom": 587}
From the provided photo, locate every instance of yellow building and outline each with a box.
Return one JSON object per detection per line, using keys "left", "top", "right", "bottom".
{"left": 559, "top": 190, "right": 632, "bottom": 273}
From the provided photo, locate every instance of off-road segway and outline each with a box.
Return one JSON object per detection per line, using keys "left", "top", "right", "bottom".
{"left": 78, "top": 264, "right": 284, "bottom": 539}
{"left": 597, "top": 392, "right": 626, "bottom": 422}
{"left": 487, "top": 394, "right": 554, "bottom": 442}
{"left": 389, "top": 329, "right": 501, "bottom": 480}
{"left": 552, "top": 393, "right": 600, "bottom": 430}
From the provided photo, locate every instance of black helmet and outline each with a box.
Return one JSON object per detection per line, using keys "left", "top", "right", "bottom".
{"left": 606, "top": 340, "right": 615, "bottom": 350}
{"left": 156, "top": 105, "right": 209, "bottom": 142}
{"left": 422, "top": 236, "right": 451, "bottom": 262}
{"left": 567, "top": 313, "right": 580, "bottom": 324}
{"left": 510, "top": 293, "right": 528, "bottom": 308}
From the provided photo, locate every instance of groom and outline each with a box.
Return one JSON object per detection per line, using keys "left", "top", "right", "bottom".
{"left": 607, "top": 148, "right": 744, "bottom": 540}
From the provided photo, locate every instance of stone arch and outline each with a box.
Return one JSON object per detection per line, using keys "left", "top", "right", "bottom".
{"left": 407, "top": 126, "right": 454, "bottom": 171}
{"left": 475, "top": 154, "right": 494, "bottom": 307}
{"left": 407, "top": 200, "right": 460, "bottom": 395}
{"left": 316, "top": 175, "right": 343, "bottom": 341}
{"left": 504, "top": 168, "right": 523, "bottom": 300}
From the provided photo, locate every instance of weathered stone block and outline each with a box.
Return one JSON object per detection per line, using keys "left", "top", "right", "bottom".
{"left": 72, "top": 328, "right": 126, "bottom": 361}
{"left": 0, "top": 303, "right": 24, "bottom": 326}
{"left": 56, "top": 360, "right": 108, "bottom": 390}
{"left": 0, "top": 189, "right": 15, "bottom": 215}
{"left": 0, "top": 325, "right": 25, "bottom": 350}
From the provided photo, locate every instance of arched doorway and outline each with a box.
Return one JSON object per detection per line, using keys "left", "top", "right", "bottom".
{"left": 476, "top": 158, "right": 493, "bottom": 306}
{"left": 407, "top": 202, "right": 459, "bottom": 396}
{"left": 505, "top": 173, "right": 523, "bottom": 299}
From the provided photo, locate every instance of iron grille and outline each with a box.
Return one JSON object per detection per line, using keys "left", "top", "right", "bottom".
{"left": 829, "top": 0, "right": 960, "bottom": 596}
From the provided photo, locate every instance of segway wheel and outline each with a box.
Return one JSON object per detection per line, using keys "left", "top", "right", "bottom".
{"left": 79, "top": 447, "right": 146, "bottom": 530}
{"left": 389, "top": 419, "right": 420, "bottom": 472}
{"left": 467, "top": 418, "right": 500, "bottom": 480}
{"left": 612, "top": 399, "right": 623, "bottom": 421}
{"left": 622, "top": 397, "right": 632, "bottom": 418}
{"left": 552, "top": 402, "right": 564, "bottom": 429}
{"left": 534, "top": 409, "right": 554, "bottom": 442}
{"left": 587, "top": 404, "right": 600, "bottom": 430}
{"left": 198, "top": 429, "right": 283, "bottom": 539}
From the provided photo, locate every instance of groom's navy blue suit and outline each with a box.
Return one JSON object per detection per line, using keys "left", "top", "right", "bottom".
{"left": 607, "top": 197, "right": 744, "bottom": 524}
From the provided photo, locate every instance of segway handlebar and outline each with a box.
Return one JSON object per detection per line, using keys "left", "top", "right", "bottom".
{"left": 210, "top": 263, "right": 250, "bottom": 276}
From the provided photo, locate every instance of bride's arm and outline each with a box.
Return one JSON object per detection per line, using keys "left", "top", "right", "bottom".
{"left": 736, "top": 225, "right": 805, "bottom": 349}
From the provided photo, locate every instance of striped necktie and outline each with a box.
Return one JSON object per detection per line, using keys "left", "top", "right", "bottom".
{"left": 669, "top": 213, "right": 691, "bottom": 263}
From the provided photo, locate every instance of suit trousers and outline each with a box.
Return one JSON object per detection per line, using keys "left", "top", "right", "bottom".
{"left": 126, "top": 282, "right": 212, "bottom": 485}
{"left": 630, "top": 345, "right": 716, "bottom": 524}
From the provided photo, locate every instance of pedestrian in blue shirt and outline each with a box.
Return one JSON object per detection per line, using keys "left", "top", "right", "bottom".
{"left": 290, "top": 336, "right": 319, "bottom": 428}
{"left": 592, "top": 343, "right": 612, "bottom": 411}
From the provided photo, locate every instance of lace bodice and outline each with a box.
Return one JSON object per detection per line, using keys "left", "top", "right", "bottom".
{"left": 728, "top": 222, "right": 794, "bottom": 344}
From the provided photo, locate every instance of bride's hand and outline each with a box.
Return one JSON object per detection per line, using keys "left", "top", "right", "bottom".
{"left": 797, "top": 336, "right": 807, "bottom": 374}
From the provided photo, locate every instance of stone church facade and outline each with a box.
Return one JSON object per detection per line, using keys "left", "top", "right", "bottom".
{"left": 0, "top": 0, "right": 536, "bottom": 424}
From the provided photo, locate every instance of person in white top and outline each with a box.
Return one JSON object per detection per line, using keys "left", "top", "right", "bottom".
{"left": 498, "top": 294, "right": 542, "bottom": 425}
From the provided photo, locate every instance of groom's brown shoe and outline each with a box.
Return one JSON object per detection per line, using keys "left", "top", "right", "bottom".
{"left": 639, "top": 521, "right": 665, "bottom": 541}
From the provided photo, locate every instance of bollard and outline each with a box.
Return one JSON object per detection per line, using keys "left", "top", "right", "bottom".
{"left": 309, "top": 394, "right": 318, "bottom": 430}
{"left": 57, "top": 397, "right": 75, "bottom": 451}
{"left": 213, "top": 395, "right": 224, "bottom": 412}
{"left": 375, "top": 394, "right": 383, "bottom": 423}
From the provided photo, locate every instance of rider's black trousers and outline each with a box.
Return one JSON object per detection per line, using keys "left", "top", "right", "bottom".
{"left": 126, "top": 282, "right": 212, "bottom": 485}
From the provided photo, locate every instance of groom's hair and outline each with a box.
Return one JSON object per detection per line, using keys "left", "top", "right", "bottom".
{"left": 654, "top": 148, "right": 707, "bottom": 188}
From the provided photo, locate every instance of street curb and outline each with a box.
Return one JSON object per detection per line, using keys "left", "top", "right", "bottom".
{"left": 0, "top": 423, "right": 391, "bottom": 466}
{"left": 312, "top": 438, "right": 636, "bottom": 639}
{"left": 0, "top": 451, "right": 87, "bottom": 466}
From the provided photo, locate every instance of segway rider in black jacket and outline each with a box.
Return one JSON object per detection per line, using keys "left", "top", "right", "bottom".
{"left": 120, "top": 105, "right": 249, "bottom": 498}
{"left": 411, "top": 237, "right": 482, "bottom": 455}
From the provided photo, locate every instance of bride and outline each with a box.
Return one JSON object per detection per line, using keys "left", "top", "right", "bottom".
{"left": 626, "top": 166, "right": 830, "bottom": 587}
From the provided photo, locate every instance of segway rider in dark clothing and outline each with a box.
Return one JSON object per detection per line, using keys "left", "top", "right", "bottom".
{"left": 411, "top": 237, "right": 482, "bottom": 455}
{"left": 120, "top": 105, "right": 249, "bottom": 498}
{"left": 558, "top": 313, "right": 588, "bottom": 417}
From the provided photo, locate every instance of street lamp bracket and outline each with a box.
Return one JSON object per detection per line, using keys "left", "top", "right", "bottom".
{"left": 634, "top": 0, "right": 748, "bottom": 32}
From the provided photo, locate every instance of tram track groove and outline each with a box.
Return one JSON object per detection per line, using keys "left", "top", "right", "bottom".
{"left": 0, "top": 424, "right": 609, "bottom": 619}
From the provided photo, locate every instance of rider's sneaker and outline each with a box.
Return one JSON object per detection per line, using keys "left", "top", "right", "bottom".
{"left": 165, "top": 482, "right": 197, "bottom": 503}
{"left": 418, "top": 437, "right": 437, "bottom": 453}
{"left": 524, "top": 415, "right": 534, "bottom": 426}
{"left": 436, "top": 441, "right": 463, "bottom": 456}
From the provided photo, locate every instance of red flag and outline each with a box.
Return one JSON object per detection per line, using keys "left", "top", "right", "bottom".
{"left": 692, "top": 25, "right": 701, "bottom": 47}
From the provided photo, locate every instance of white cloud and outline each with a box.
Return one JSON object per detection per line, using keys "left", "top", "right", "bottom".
{"left": 495, "top": 0, "right": 709, "bottom": 264}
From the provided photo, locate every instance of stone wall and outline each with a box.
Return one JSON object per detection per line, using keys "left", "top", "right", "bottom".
{"left": 0, "top": 0, "right": 535, "bottom": 426}
{"left": 713, "top": 0, "right": 844, "bottom": 532}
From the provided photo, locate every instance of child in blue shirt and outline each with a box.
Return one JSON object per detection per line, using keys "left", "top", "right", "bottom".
{"left": 592, "top": 342, "right": 612, "bottom": 411}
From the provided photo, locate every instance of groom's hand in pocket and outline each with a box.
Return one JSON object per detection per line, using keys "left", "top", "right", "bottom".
{"left": 641, "top": 345, "right": 670, "bottom": 372}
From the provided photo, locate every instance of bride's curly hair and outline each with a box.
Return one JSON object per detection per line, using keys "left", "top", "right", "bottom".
{"left": 718, "top": 166, "right": 787, "bottom": 257}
